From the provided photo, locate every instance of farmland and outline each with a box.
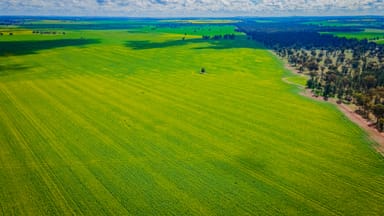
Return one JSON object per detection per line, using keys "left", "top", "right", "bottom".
{"left": 303, "top": 17, "right": 384, "bottom": 44}
{"left": 1, "top": 18, "right": 384, "bottom": 215}
{"left": 323, "top": 29, "right": 384, "bottom": 44}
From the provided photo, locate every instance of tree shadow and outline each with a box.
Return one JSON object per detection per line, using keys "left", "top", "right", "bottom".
{"left": 125, "top": 39, "right": 202, "bottom": 50}
{"left": 192, "top": 39, "right": 261, "bottom": 50}
{"left": 0, "top": 64, "right": 33, "bottom": 77}
{"left": 125, "top": 37, "right": 262, "bottom": 50}
{"left": 0, "top": 38, "right": 100, "bottom": 56}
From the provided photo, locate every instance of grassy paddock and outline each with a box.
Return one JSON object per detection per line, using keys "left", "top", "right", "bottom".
{"left": 323, "top": 29, "right": 384, "bottom": 43}
{"left": 159, "top": 19, "right": 240, "bottom": 24}
{"left": 1, "top": 20, "right": 384, "bottom": 215}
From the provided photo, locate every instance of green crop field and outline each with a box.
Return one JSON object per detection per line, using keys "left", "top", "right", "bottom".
{"left": 323, "top": 29, "right": 384, "bottom": 44}
{"left": 305, "top": 18, "right": 382, "bottom": 28}
{"left": 1, "top": 20, "right": 384, "bottom": 215}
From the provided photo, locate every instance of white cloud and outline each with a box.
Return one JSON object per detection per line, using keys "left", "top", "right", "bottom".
{"left": 0, "top": 0, "right": 383, "bottom": 16}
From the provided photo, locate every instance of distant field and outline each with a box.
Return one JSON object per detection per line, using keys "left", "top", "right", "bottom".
{"left": 323, "top": 29, "right": 384, "bottom": 43}
{"left": 160, "top": 19, "right": 240, "bottom": 24}
{"left": 147, "top": 24, "right": 242, "bottom": 37}
{"left": 306, "top": 18, "right": 382, "bottom": 28}
{"left": 1, "top": 19, "right": 384, "bottom": 215}
{"left": 309, "top": 18, "right": 384, "bottom": 43}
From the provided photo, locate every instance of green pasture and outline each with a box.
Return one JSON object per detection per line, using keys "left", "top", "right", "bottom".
{"left": 323, "top": 29, "right": 384, "bottom": 43}
{"left": 159, "top": 19, "right": 239, "bottom": 24}
{"left": 305, "top": 18, "right": 382, "bottom": 28}
{"left": 1, "top": 20, "right": 384, "bottom": 215}
{"left": 147, "top": 24, "right": 242, "bottom": 37}
{"left": 284, "top": 74, "right": 308, "bottom": 87}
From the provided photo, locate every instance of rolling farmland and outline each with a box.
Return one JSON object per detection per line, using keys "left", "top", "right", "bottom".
{"left": 1, "top": 19, "right": 384, "bottom": 215}
{"left": 324, "top": 29, "right": 384, "bottom": 44}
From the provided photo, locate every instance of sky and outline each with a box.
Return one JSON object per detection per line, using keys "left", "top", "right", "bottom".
{"left": 0, "top": 0, "right": 383, "bottom": 17}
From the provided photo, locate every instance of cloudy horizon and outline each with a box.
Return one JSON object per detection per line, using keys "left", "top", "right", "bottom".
{"left": 0, "top": 0, "right": 383, "bottom": 17}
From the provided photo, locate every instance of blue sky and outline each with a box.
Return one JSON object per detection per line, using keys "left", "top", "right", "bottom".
{"left": 0, "top": 0, "right": 383, "bottom": 17}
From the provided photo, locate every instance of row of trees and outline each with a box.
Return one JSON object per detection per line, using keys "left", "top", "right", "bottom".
{"left": 32, "top": 30, "right": 66, "bottom": 35}
{"left": 202, "top": 34, "right": 236, "bottom": 40}
{"left": 0, "top": 32, "right": 13, "bottom": 36}
{"left": 237, "top": 21, "right": 384, "bottom": 131}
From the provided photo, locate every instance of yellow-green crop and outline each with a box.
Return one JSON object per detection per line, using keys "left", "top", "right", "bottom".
{"left": 1, "top": 20, "right": 384, "bottom": 215}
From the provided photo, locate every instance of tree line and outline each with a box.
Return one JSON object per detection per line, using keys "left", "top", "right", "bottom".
{"left": 237, "top": 21, "right": 384, "bottom": 131}
{"left": 201, "top": 34, "right": 236, "bottom": 40}
{"left": 32, "top": 30, "right": 66, "bottom": 35}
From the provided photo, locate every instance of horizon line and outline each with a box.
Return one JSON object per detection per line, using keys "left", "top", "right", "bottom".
{"left": 0, "top": 14, "right": 383, "bottom": 19}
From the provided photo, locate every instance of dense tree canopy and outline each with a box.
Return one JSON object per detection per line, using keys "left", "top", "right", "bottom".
{"left": 237, "top": 20, "right": 384, "bottom": 130}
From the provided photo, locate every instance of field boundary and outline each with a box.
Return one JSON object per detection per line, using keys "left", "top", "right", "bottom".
{"left": 279, "top": 56, "right": 384, "bottom": 157}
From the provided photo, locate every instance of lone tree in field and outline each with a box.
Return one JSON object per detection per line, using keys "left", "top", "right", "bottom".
{"left": 200, "top": 67, "right": 206, "bottom": 74}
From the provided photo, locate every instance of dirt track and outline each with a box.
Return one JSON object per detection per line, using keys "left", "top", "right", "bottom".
{"left": 282, "top": 62, "right": 384, "bottom": 156}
